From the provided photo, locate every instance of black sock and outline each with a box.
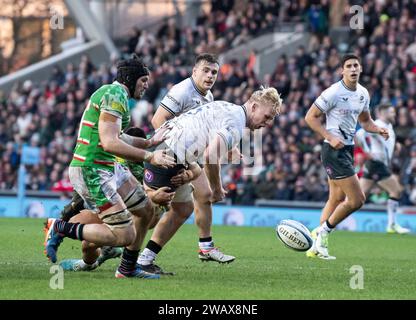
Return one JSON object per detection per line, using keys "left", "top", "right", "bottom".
{"left": 146, "top": 240, "right": 162, "bottom": 254}
{"left": 118, "top": 248, "right": 139, "bottom": 274}
{"left": 54, "top": 220, "right": 84, "bottom": 240}
{"left": 61, "top": 192, "right": 85, "bottom": 221}
{"left": 325, "top": 219, "right": 335, "bottom": 229}
{"left": 199, "top": 236, "right": 212, "bottom": 243}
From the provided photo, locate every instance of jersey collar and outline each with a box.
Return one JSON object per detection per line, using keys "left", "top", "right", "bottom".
{"left": 241, "top": 104, "right": 248, "bottom": 126}
{"left": 190, "top": 77, "right": 208, "bottom": 97}
{"left": 113, "top": 80, "right": 131, "bottom": 97}
{"left": 341, "top": 79, "right": 357, "bottom": 92}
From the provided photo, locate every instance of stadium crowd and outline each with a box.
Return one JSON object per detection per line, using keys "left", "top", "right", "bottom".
{"left": 0, "top": 0, "right": 415, "bottom": 206}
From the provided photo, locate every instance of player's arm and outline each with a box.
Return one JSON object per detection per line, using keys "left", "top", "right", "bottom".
{"left": 99, "top": 112, "right": 175, "bottom": 167}
{"left": 355, "top": 128, "right": 369, "bottom": 150}
{"left": 305, "top": 104, "right": 344, "bottom": 149}
{"left": 119, "top": 133, "right": 150, "bottom": 148}
{"left": 151, "top": 106, "right": 175, "bottom": 129}
{"left": 120, "top": 126, "right": 169, "bottom": 148}
{"left": 355, "top": 128, "right": 373, "bottom": 160}
{"left": 358, "top": 111, "right": 389, "bottom": 140}
{"left": 204, "top": 135, "right": 228, "bottom": 202}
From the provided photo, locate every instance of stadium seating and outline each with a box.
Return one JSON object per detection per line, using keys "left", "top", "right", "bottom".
{"left": 0, "top": 0, "right": 415, "bottom": 206}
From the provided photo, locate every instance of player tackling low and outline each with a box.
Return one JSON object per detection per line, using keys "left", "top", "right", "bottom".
{"left": 356, "top": 103, "right": 410, "bottom": 234}
{"left": 305, "top": 53, "right": 389, "bottom": 259}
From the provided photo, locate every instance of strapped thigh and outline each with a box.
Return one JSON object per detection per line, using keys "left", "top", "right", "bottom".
{"left": 98, "top": 208, "right": 132, "bottom": 230}
{"left": 123, "top": 185, "right": 149, "bottom": 212}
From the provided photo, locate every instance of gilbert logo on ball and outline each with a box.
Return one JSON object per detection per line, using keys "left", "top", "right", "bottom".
{"left": 276, "top": 220, "right": 313, "bottom": 252}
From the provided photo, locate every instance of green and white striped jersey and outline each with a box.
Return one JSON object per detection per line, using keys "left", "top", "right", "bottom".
{"left": 70, "top": 81, "right": 131, "bottom": 170}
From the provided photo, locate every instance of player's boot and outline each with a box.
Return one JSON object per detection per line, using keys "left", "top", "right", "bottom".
{"left": 44, "top": 218, "right": 63, "bottom": 263}
{"left": 115, "top": 265, "right": 160, "bottom": 279}
{"left": 60, "top": 259, "right": 99, "bottom": 271}
{"left": 306, "top": 227, "right": 319, "bottom": 258}
{"left": 387, "top": 224, "right": 411, "bottom": 234}
{"left": 136, "top": 263, "right": 175, "bottom": 276}
{"left": 198, "top": 247, "right": 235, "bottom": 263}
{"left": 314, "top": 230, "right": 336, "bottom": 260}
{"left": 97, "top": 246, "right": 123, "bottom": 265}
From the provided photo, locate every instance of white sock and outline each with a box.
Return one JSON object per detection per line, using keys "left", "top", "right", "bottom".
{"left": 387, "top": 198, "right": 399, "bottom": 227}
{"left": 137, "top": 248, "right": 157, "bottom": 266}
{"left": 199, "top": 241, "right": 214, "bottom": 251}
{"left": 320, "top": 221, "right": 334, "bottom": 234}
{"left": 78, "top": 260, "right": 88, "bottom": 268}
{"left": 79, "top": 260, "right": 98, "bottom": 269}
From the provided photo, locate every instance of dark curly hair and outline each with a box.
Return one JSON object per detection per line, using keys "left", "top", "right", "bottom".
{"left": 116, "top": 54, "right": 149, "bottom": 96}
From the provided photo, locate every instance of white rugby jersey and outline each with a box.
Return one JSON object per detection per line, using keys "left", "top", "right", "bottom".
{"left": 314, "top": 80, "right": 370, "bottom": 145}
{"left": 356, "top": 119, "right": 395, "bottom": 166}
{"left": 161, "top": 101, "right": 247, "bottom": 164}
{"left": 160, "top": 77, "right": 214, "bottom": 116}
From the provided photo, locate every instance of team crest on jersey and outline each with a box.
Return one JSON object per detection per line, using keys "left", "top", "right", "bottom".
{"left": 144, "top": 169, "right": 154, "bottom": 182}
{"left": 360, "top": 95, "right": 364, "bottom": 101}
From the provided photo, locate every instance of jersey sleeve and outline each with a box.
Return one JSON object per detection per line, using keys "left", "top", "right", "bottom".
{"left": 100, "top": 87, "right": 128, "bottom": 118}
{"left": 217, "top": 115, "right": 244, "bottom": 151}
{"left": 363, "top": 88, "right": 370, "bottom": 113}
{"left": 355, "top": 128, "right": 370, "bottom": 153}
{"left": 160, "top": 84, "right": 186, "bottom": 116}
{"left": 314, "top": 86, "right": 337, "bottom": 113}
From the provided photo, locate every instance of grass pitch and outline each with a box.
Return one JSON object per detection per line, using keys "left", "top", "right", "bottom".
{"left": 0, "top": 217, "right": 415, "bottom": 300}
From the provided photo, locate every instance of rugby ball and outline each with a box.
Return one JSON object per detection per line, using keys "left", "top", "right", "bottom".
{"left": 276, "top": 219, "right": 313, "bottom": 252}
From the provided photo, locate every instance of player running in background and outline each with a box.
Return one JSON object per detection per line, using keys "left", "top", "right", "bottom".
{"left": 44, "top": 55, "right": 175, "bottom": 278}
{"left": 305, "top": 54, "right": 389, "bottom": 260}
{"left": 146, "top": 53, "right": 236, "bottom": 269}
{"left": 356, "top": 104, "right": 410, "bottom": 234}
{"left": 138, "top": 87, "right": 282, "bottom": 273}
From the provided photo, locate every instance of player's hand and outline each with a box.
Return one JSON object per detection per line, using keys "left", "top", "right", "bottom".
{"left": 170, "top": 169, "right": 194, "bottom": 187}
{"left": 149, "top": 186, "right": 175, "bottom": 206}
{"left": 328, "top": 135, "right": 344, "bottom": 149}
{"left": 378, "top": 127, "right": 389, "bottom": 140}
{"left": 150, "top": 149, "right": 176, "bottom": 169}
{"left": 211, "top": 187, "right": 227, "bottom": 203}
{"left": 147, "top": 127, "right": 170, "bottom": 147}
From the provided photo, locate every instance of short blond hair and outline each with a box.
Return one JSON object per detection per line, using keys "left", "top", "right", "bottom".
{"left": 249, "top": 86, "right": 283, "bottom": 116}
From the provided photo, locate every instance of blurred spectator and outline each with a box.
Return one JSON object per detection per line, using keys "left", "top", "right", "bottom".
{"left": 368, "top": 186, "right": 389, "bottom": 205}
{"left": 51, "top": 168, "right": 73, "bottom": 197}
{"left": 0, "top": 0, "right": 415, "bottom": 207}
{"left": 275, "top": 180, "right": 292, "bottom": 200}
{"left": 255, "top": 171, "right": 276, "bottom": 200}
